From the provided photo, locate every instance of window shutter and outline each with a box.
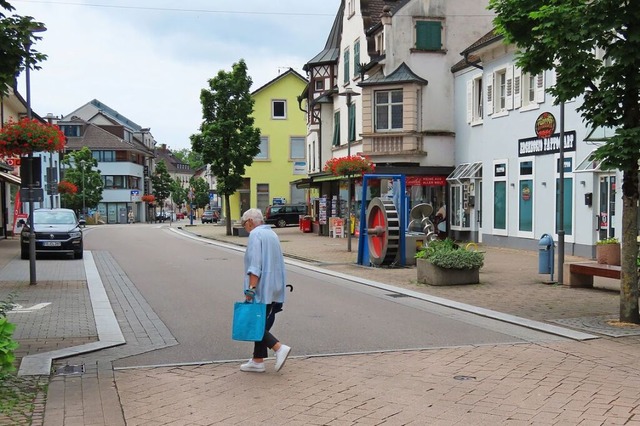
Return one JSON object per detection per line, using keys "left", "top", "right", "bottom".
{"left": 332, "top": 111, "right": 340, "bottom": 146}
{"left": 416, "top": 21, "right": 442, "bottom": 50}
{"left": 348, "top": 104, "right": 356, "bottom": 141}
{"left": 343, "top": 50, "right": 350, "bottom": 84}
{"left": 505, "top": 66, "right": 514, "bottom": 110}
{"left": 486, "top": 73, "right": 494, "bottom": 115}
{"left": 535, "top": 73, "right": 545, "bottom": 103}
{"left": 466, "top": 80, "right": 473, "bottom": 124}
{"left": 354, "top": 41, "right": 360, "bottom": 78}
{"left": 513, "top": 67, "right": 522, "bottom": 108}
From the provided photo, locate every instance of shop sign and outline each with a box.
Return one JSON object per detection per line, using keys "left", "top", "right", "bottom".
{"left": 535, "top": 112, "right": 556, "bottom": 139}
{"left": 518, "top": 130, "right": 576, "bottom": 157}
{"left": 405, "top": 176, "right": 447, "bottom": 186}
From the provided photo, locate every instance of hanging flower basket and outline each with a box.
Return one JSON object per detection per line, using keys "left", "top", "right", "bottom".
{"left": 141, "top": 194, "right": 156, "bottom": 204}
{"left": 0, "top": 117, "right": 66, "bottom": 156}
{"left": 57, "top": 180, "right": 78, "bottom": 195}
{"left": 324, "top": 155, "right": 375, "bottom": 177}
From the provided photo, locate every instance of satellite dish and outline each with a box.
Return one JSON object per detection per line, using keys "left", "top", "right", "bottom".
{"left": 409, "top": 203, "right": 433, "bottom": 220}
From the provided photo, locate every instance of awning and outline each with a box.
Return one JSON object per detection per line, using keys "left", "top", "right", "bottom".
{"left": 312, "top": 174, "right": 346, "bottom": 183}
{"left": 574, "top": 150, "right": 613, "bottom": 173}
{"left": 0, "top": 171, "right": 21, "bottom": 185}
{"left": 446, "top": 162, "right": 482, "bottom": 183}
{"left": 291, "top": 178, "right": 312, "bottom": 189}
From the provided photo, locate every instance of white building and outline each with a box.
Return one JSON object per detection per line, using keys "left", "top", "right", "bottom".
{"left": 452, "top": 31, "right": 618, "bottom": 258}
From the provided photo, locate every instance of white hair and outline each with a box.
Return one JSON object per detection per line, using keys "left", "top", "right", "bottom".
{"left": 241, "top": 208, "right": 263, "bottom": 224}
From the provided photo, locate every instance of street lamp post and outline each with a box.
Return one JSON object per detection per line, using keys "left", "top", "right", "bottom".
{"left": 80, "top": 160, "right": 86, "bottom": 219}
{"left": 338, "top": 88, "right": 360, "bottom": 252}
{"left": 25, "top": 24, "right": 47, "bottom": 285}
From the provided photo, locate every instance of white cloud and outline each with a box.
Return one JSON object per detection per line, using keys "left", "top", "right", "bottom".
{"left": 10, "top": 0, "right": 340, "bottom": 150}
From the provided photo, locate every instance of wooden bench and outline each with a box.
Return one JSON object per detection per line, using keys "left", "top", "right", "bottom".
{"left": 566, "top": 262, "right": 621, "bottom": 288}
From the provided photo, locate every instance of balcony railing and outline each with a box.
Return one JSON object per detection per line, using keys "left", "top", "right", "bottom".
{"left": 362, "top": 133, "right": 422, "bottom": 155}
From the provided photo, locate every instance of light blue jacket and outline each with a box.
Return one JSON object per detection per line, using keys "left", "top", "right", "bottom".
{"left": 244, "top": 224, "right": 286, "bottom": 304}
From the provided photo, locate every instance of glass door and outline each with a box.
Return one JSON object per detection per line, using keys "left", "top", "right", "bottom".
{"left": 598, "top": 175, "right": 616, "bottom": 240}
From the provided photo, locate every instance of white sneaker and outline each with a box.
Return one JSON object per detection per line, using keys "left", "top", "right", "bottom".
{"left": 274, "top": 345, "right": 291, "bottom": 372}
{"left": 240, "top": 359, "right": 265, "bottom": 373}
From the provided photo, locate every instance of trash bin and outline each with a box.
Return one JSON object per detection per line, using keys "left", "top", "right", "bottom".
{"left": 538, "top": 233, "right": 555, "bottom": 276}
{"left": 300, "top": 215, "right": 312, "bottom": 233}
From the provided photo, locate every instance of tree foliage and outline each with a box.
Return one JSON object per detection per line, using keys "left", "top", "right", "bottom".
{"left": 189, "top": 177, "right": 210, "bottom": 209}
{"left": 172, "top": 148, "right": 204, "bottom": 171}
{"left": 0, "top": 1, "right": 47, "bottom": 97}
{"left": 191, "top": 59, "right": 261, "bottom": 234}
{"left": 490, "top": 0, "right": 640, "bottom": 323}
{"left": 151, "top": 160, "right": 172, "bottom": 211}
{"left": 170, "top": 177, "right": 187, "bottom": 210}
{"left": 60, "top": 147, "right": 103, "bottom": 214}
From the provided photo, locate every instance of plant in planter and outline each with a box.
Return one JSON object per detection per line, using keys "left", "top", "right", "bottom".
{"left": 0, "top": 117, "right": 65, "bottom": 156}
{"left": 596, "top": 237, "right": 620, "bottom": 266}
{"left": 415, "top": 239, "right": 484, "bottom": 286}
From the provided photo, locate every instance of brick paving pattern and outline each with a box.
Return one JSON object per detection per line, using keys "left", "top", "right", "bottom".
{"left": 2, "top": 224, "right": 640, "bottom": 425}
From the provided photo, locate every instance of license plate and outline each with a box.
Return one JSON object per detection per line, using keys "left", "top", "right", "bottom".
{"left": 43, "top": 241, "right": 61, "bottom": 247}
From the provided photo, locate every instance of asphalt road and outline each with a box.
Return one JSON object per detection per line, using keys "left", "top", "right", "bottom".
{"left": 84, "top": 224, "right": 566, "bottom": 368}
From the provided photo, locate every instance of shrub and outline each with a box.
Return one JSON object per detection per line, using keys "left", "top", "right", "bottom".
{"left": 0, "top": 293, "right": 18, "bottom": 377}
{"left": 596, "top": 237, "right": 619, "bottom": 245}
{"left": 415, "top": 238, "right": 484, "bottom": 270}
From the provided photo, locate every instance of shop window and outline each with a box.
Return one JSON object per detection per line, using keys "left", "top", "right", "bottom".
{"left": 493, "top": 162, "right": 507, "bottom": 232}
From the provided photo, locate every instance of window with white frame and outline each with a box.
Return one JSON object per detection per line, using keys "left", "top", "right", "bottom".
{"left": 518, "top": 159, "right": 534, "bottom": 234}
{"left": 257, "top": 184, "right": 269, "bottom": 213}
{"left": 514, "top": 68, "right": 544, "bottom": 110}
{"left": 272, "top": 100, "right": 286, "bottom": 119}
{"left": 315, "top": 80, "right": 324, "bottom": 91}
{"left": 347, "top": 0, "right": 355, "bottom": 17}
{"left": 375, "top": 89, "right": 403, "bottom": 131}
{"left": 466, "top": 74, "right": 483, "bottom": 124}
{"left": 256, "top": 136, "right": 269, "bottom": 159}
{"left": 493, "top": 161, "right": 508, "bottom": 233}
{"left": 290, "top": 137, "right": 305, "bottom": 160}
{"left": 487, "top": 67, "right": 514, "bottom": 116}
{"left": 375, "top": 31, "right": 384, "bottom": 55}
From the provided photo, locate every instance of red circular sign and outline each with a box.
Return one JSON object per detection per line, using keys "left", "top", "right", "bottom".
{"left": 535, "top": 112, "right": 556, "bottom": 139}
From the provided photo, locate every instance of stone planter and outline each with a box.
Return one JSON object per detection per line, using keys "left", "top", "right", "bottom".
{"left": 596, "top": 243, "right": 621, "bottom": 266}
{"left": 416, "top": 258, "right": 480, "bottom": 286}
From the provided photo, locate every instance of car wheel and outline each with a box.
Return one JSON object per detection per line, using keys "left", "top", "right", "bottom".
{"left": 74, "top": 250, "right": 83, "bottom": 260}
{"left": 276, "top": 218, "right": 287, "bottom": 228}
{"left": 21, "top": 248, "right": 28, "bottom": 260}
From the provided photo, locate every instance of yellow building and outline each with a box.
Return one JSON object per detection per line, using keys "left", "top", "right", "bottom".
{"left": 228, "top": 68, "right": 309, "bottom": 220}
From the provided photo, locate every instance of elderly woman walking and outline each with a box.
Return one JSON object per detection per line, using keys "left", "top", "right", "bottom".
{"left": 239, "top": 208, "right": 291, "bottom": 373}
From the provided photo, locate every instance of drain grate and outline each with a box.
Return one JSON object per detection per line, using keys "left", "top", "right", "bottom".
{"left": 454, "top": 375, "right": 476, "bottom": 381}
{"left": 386, "top": 293, "right": 411, "bottom": 298}
{"left": 55, "top": 364, "right": 85, "bottom": 376}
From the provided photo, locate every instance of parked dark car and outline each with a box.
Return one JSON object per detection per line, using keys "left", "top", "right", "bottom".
{"left": 19, "top": 208, "right": 85, "bottom": 260}
{"left": 201, "top": 210, "right": 218, "bottom": 224}
{"left": 264, "top": 204, "right": 309, "bottom": 228}
{"left": 155, "top": 211, "right": 171, "bottom": 222}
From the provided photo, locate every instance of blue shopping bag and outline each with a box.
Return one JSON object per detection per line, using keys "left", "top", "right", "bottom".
{"left": 232, "top": 300, "right": 267, "bottom": 341}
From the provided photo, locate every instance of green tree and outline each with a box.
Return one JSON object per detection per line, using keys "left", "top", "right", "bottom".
{"left": 0, "top": 1, "right": 47, "bottom": 97}
{"left": 60, "top": 148, "right": 103, "bottom": 215}
{"left": 489, "top": 0, "right": 640, "bottom": 323}
{"left": 189, "top": 177, "right": 210, "bottom": 209}
{"left": 172, "top": 148, "right": 204, "bottom": 171}
{"left": 191, "top": 59, "right": 261, "bottom": 235}
{"left": 170, "top": 177, "right": 187, "bottom": 211}
{"left": 151, "top": 160, "right": 172, "bottom": 213}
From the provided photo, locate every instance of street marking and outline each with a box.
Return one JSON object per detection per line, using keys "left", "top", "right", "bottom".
{"left": 9, "top": 303, "right": 51, "bottom": 313}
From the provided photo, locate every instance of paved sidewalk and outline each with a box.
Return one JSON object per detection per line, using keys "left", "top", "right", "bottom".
{"left": 1, "top": 223, "right": 640, "bottom": 425}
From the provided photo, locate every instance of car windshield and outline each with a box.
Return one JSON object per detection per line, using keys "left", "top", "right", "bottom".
{"left": 33, "top": 211, "right": 77, "bottom": 225}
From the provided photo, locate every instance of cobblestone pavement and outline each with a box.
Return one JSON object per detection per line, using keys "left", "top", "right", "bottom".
{"left": 2, "top": 223, "right": 640, "bottom": 425}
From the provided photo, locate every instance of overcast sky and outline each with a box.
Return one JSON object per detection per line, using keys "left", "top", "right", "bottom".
{"left": 10, "top": 0, "right": 341, "bottom": 150}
